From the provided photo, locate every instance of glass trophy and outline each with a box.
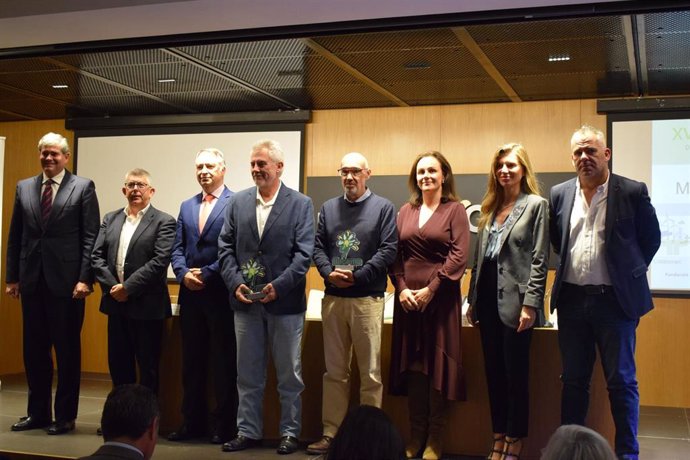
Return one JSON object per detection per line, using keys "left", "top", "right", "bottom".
{"left": 240, "top": 258, "right": 267, "bottom": 301}
{"left": 333, "top": 230, "right": 364, "bottom": 271}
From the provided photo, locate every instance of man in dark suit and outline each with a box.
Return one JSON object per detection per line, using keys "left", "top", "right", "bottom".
{"left": 219, "top": 139, "right": 314, "bottom": 455}
{"left": 92, "top": 168, "right": 176, "bottom": 394}
{"left": 5, "top": 132, "right": 100, "bottom": 435}
{"left": 78, "top": 384, "right": 159, "bottom": 460}
{"left": 549, "top": 125, "right": 661, "bottom": 460}
{"left": 168, "top": 148, "right": 237, "bottom": 444}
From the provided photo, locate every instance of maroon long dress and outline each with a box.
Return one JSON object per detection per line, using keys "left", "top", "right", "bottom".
{"left": 389, "top": 200, "right": 470, "bottom": 401}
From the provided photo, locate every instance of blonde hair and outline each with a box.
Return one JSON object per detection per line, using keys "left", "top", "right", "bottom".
{"left": 478, "top": 143, "right": 541, "bottom": 229}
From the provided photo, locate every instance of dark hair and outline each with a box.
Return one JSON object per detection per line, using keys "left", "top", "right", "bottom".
{"left": 407, "top": 150, "right": 459, "bottom": 206}
{"left": 541, "top": 425, "right": 616, "bottom": 460}
{"left": 326, "top": 405, "right": 405, "bottom": 460}
{"left": 101, "top": 384, "right": 159, "bottom": 442}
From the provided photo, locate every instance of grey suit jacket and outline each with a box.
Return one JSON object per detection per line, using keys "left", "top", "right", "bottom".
{"left": 6, "top": 170, "right": 100, "bottom": 297}
{"left": 468, "top": 193, "right": 549, "bottom": 328}
{"left": 549, "top": 173, "right": 661, "bottom": 319}
{"left": 92, "top": 205, "right": 176, "bottom": 320}
{"left": 218, "top": 182, "right": 315, "bottom": 315}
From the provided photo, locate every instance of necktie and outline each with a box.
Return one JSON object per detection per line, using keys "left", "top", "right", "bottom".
{"left": 41, "top": 179, "right": 54, "bottom": 222}
{"left": 198, "top": 194, "right": 214, "bottom": 233}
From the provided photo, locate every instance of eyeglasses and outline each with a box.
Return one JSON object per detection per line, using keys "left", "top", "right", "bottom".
{"left": 337, "top": 168, "right": 367, "bottom": 177}
{"left": 124, "top": 181, "right": 150, "bottom": 190}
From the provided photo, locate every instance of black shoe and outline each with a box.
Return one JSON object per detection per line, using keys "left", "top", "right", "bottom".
{"left": 210, "top": 432, "right": 227, "bottom": 444}
{"left": 277, "top": 436, "right": 300, "bottom": 455}
{"left": 47, "top": 420, "right": 75, "bottom": 435}
{"left": 222, "top": 435, "right": 262, "bottom": 452}
{"left": 167, "top": 424, "right": 204, "bottom": 442}
{"left": 11, "top": 416, "right": 51, "bottom": 432}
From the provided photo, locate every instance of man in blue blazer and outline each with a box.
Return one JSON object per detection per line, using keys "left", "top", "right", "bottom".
{"left": 5, "top": 132, "right": 100, "bottom": 435}
{"left": 219, "top": 139, "right": 315, "bottom": 455}
{"left": 92, "top": 169, "right": 176, "bottom": 395}
{"left": 549, "top": 125, "right": 661, "bottom": 460}
{"left": 168, "top": 148, "right": 237, "bottom": 444}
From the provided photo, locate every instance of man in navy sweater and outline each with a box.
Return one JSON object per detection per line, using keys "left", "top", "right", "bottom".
{"left": 308, "top": 152, "right": 398, "bottom": 455}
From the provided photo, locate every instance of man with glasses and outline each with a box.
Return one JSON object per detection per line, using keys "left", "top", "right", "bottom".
{"left": 307, "top": 152, "right": 397, "bottom": 455}
{"left": 6, "top": 132, "right": 100, "bottom": 435}
{"left": 168, "top": 148, "right": 237, "bottom": 444}
{"left": 92, "top": 169, "right": 176, "bottom": 395}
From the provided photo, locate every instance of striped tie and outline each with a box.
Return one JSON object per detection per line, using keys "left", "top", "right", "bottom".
{"left": 41, "top": 179, "right": 54, "bottom": 222}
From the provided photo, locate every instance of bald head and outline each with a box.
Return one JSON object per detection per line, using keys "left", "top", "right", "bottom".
{"left": 339, "top": 152, "right": 371, "bottom": 201}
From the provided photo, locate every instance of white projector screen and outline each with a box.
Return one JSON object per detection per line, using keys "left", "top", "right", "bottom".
{"left": 75, "top": 128, "right": 303, "bottom": 279}
{"left": 76, "top": 130, "right": 303, "bottom": 222}
{"left": 611, "top": 116, "right": 690, "bottom": 295}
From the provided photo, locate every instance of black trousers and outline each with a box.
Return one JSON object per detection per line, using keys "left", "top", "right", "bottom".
{"left": 107, "top": 315, "right": 163, "bottom": 393}
{"left": 179, "top": 299, "right": 238, "bottom": 436}
{"left": 21, "top": 275, "right": 84, "bottom": 422}
{"left": 476, "top": 259, "right": 533, "bottom": 438}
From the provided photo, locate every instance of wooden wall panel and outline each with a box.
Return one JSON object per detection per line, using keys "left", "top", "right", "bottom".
{"left": 637, "top": 297, "right": 690, "bottom": 406}
{"left": 307, "top": 106, "right": 442, "bottom": 176}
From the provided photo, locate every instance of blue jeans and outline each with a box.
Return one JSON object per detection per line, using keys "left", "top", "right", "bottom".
{"left": 557, "top": 283, "right": 639, "bottom": 460}
{"left": 234, "top": 306, "right": 305, "bottom": 439}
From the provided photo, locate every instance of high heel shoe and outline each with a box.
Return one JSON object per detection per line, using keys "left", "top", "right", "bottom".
{"left": 502, "top": 437, "right": 523, "bottom": 460}
{"left": 487, "top": 434, "right": 505, "bottom": 460}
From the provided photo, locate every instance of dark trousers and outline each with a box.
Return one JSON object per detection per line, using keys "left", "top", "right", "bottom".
{"left": 558, "top": 282, "right": 639, "bottom": 460}
{"left": 179, "top": 299, "right": 238, "bottom": 436}
{"left": 476, "top": 259, "right": 532, "bottom": 438}
{"left": 107, "top": 315, "right": 163, "bottom": 393}
{"left": 21, "top": 275, "right": 85, "bottom": 422}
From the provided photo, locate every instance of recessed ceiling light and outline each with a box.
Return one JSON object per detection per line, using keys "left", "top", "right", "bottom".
{"left": 404, "top": 61, "right": 431, "bottom": 70}
{"left": 548, "top": 55, "right": 571, "bottom": 62}
{"left": 52, "top": 84, "right": 69, "bottom": 89}
{"left": 158, "top": 78, "right": 176, "bottom": 83}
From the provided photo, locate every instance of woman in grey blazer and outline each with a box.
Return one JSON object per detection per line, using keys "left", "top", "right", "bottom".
{"left": 467, "top": 143, "right": 549, "bottom": 460}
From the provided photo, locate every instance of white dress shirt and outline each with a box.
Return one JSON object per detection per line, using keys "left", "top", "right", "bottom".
{"left": 116, "top": 204, "right": 151, "bottom": 283}
{"left": 42, "top": 169, "right": 65, "bottom": 204}
{"left": 256, "top": 182, "right": 281, "bottom": 238}
{"left": 563, "top": 174, "right": 612, "bottom": 286}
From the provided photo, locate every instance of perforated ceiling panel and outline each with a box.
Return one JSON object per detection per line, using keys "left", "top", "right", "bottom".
{"left": 0, "top": 8, "right": 689, "bottom": 121}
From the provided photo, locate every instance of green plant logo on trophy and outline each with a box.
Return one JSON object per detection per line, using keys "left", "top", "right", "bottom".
{"left": 240, "top": 258, "right": 267, "bottom": 300}
{"left": 333, "top": 229, "right": 364, "bottom": 270}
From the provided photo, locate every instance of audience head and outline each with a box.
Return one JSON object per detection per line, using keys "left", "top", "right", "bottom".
{"left": 326, "top": 405, "right": 405, "bottom": 460}
{"left": 101, "top": 384, "right": 160, "bottom": 460}
{"left": 407, "top": 150, "right": 458, "bottom": 206}
{"left": 541, "top": 425, "right": 616, "bottom": 460}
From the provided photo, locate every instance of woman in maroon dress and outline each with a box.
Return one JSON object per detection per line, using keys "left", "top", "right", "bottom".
{"left": 390, "top": 151, "right": 470, "bottom": 460}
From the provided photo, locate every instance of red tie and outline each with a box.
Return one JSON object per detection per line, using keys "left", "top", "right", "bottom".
{"left": 199, "top": 194, "right": 214, "bottom": 233}
{"left": 41, "top": 179, "right": 54, "bottom": 222}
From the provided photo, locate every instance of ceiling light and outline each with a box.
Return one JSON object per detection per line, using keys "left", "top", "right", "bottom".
{"left": 157, "top": 78, "right": 176, "bottom": 83}
{"left": 548, "top": 55, "right": 571, "bottom": 62}
{"left": 52, "top": 84, "right": 69, "bottom": 89}
{"left": 404, "top": 61, "right": 431, "bottom": 70}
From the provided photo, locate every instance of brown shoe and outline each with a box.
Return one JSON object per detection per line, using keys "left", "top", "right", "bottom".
{"left": 306, "top": 436, "right": 332, "bottom": 455}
